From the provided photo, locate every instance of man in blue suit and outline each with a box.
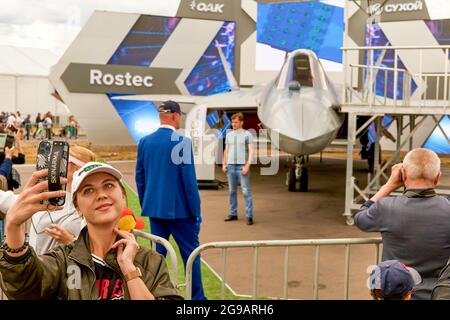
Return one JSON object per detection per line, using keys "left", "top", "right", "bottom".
{"left": 136, "top": 100, "right": 206, "bottom": 300}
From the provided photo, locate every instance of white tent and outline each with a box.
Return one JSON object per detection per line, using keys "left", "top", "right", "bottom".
{"left": 0, "top": 45, "right": 70, "bottom": 122}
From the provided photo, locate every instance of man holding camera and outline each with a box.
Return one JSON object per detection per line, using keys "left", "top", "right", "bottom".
{"left": 355, "top": 148, "right": 450, "bottom": 300}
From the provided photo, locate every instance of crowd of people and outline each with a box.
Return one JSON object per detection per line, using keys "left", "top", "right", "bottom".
{"left": 0, "top": 101, "right": 449, "bottom": 301}
{"left": 0, "top": 111, "right": 80, "bottom": 141}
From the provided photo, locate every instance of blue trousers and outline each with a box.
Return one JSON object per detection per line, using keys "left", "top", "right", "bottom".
{"left": 150, "top": 217, "right": 206, "bottom": 300}
{"left": 227, "top": 164, "right": 253, "bottom": 218}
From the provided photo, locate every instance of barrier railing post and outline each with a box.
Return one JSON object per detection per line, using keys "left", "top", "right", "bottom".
{"left": 185, "top": 238, "right": 382, "bottom": 300}
{"left": 283, "top": 246, "right": 289, "bottom": 299}
{"left": 132, "top": 230, "right": 178, "bottom": 288}
{"left": 375, "top": 243, "right": 381, "bottom": 264}
{"left": 313, "top": 245, "right": 321, "bottom": 300}
{"left": 252, "top": 247, "right": 258, "bottom": 299}
{"left": 344, "top": 245, "right": 351, "bottom": 300}
{"left": 222, "top": 248, "right": 227, "bottom": 300}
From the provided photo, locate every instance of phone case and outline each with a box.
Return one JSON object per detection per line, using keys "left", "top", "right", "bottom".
{"left": 36, "top": 140, "right": 51, "bottom": 172}
{"left": 36, "top": 140, "right": 51, "bottom": 205}
{"left": 48, "top": 141, "right": 69, "bottom": 206}
{"left": 36, "top": 141, "right": 69, "bottom": 206}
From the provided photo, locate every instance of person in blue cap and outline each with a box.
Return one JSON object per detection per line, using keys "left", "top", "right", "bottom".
{"left": 368, "top": 260, "right": 422, "bottom": 300}
{"left": 135, "top": 100, "right": 206, "bottom": 300}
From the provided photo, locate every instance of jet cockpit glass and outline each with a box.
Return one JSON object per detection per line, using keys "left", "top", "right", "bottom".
{"left": 293, "top": 54, "right": 313, "bottom": 87}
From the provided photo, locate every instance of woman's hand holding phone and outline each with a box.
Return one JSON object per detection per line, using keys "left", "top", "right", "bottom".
{"left": 6, "top": 170, "right": 67, "bottom": 227}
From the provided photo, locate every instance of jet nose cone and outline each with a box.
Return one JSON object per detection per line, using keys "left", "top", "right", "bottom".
{"left": 277, "top": 94, "right": 341, "bottom": 142}
{"left": 258, "top": 89, "right": 343, "bottom": 155}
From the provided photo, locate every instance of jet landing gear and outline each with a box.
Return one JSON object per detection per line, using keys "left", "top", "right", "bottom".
{"left": 287, "top": 156, "right": 308, "bottom": 192}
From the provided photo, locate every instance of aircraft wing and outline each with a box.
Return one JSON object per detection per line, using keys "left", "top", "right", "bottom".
{"left": 110, "top": 94, "right": 198, "bottom": 104}
{"left": 111, "top": 88, "right": 263, "bottom": 109}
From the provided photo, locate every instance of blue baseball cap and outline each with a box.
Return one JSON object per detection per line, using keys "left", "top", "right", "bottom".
{"left": 369, "top": 260, "right": 422, "bottom": 299}
{"left": 158, "top": 100, "right": 185, "bottom": 115}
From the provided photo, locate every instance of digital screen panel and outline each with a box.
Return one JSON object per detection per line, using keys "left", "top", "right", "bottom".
{"left": 423, "top": 116, "right": 450, "bottom": 154}
{"left": 365, "top": 24, "right": 418, "bottom": 100}
{"left": 256, "top": 1, "right": 344, "bottom": 72}
{"left": 185, "top": 22, "right": 235, "bottom": 96}
{"left": 106, "top": 16, "right": 235, "bottom": 143}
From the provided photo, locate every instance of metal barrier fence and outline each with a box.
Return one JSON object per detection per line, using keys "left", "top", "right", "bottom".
{"left": 185, "top": 237, "right": 382, "bottom": 300}
{"left": 132, "top": 229, "right": 179, "bottom": 288}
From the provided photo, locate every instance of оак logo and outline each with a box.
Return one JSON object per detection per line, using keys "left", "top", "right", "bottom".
{"left": 190, "top": 0, "right": 224, "bottom": 13}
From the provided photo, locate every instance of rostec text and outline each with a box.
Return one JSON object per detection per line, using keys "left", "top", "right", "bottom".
{"left": 89, "top": 69, "right": 153, "bottom": 88}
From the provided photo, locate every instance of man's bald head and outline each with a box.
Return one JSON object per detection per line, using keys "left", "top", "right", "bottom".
{"left": 403, "top": 148, "right": 441, "bottom": 183}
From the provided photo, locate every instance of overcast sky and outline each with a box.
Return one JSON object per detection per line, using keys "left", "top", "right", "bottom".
{"left": 0, "top": 0, "right": 350, "bottom": 57}
{"left": 0, "top": 0, "right": 180, "bottom": 55}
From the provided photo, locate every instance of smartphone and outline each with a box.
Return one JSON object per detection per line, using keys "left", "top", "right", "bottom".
{"left": 36, "top": 141, "right": 69, "bottom": 206}
{"left": 0, "top": 133, "right": 15, "bottom": 154}
{"left": 36, "top": 140, "right": 51, "bottom": 172}
{"left": 36, "top": 141, "right": 51, "bottom": 205}
{"left": 5, "top": 134, "right": 15, "bottom": 150}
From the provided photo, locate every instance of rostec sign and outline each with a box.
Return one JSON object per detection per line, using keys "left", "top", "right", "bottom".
{"left": 90, "top": 69, "right": 153, "bottom": 88}
{"left": 61, "top": 63, "right": 182, "bottom": 95}
{"left": 190, "top": 0, "right": 224, "bottom": 13}
{"left": 369, "top": 0, "right": 424, "bottom": 15}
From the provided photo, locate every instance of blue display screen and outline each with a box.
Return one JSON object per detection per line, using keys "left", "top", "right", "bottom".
{"left": 256, "top": 1, "right": 343, "bottom": 63}
{"left": 109, "top": 16, "right": 180, "bottom": 67}
{"left": 366, "top": 24, "right": 417, "bottom": 100}
{"left": 423, "top": 116, "right": 450, "bottom": 154}
{"left": 106, "top": 15, "right": 236, "bottom": 144}
{"left": 107, "top": 93, "right": 160, "bottom": 143}
{"left": 185, "top": 22, "right": 235, "bottom": 96}
{"left": 422, "top": 20, "right": 450, "bottom": 154}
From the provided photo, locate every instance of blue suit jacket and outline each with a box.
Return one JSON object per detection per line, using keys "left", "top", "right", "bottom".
{"left": 136, "top": 128, "right": 201, "bottom": 220}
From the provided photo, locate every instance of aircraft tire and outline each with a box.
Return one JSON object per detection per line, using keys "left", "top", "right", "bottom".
{"left": 288, "top": 167, "right": 297, "bottom": 192}
{"left": 299, "top": 167, "right": 308, "bottom": 192}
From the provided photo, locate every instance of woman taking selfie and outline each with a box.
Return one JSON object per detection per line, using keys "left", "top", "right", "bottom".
{"left": 0, "top": 162, "right": 182, "bottom": 300}
{"left": 0, "top": 146, "right": 97, "bottom": 254}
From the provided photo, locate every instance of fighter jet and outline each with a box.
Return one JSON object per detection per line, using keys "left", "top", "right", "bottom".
{"left": 112, "top": 48, "right": 343, "bottom": 192}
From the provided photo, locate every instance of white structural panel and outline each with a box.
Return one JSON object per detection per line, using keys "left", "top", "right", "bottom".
{"left": 49, "top": 11, "right": 140, "bottom": 145}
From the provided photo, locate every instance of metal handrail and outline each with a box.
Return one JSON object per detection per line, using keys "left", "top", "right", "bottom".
{"left": 350, "top": 63, "right": 407, "bottom": 73}
{"left": 343, "top": 45, "right": 449, "bottom": 109}
{"left": 343, "top": 45, "right": 450, "bottom": 50}
{"left": 132, "top": 230, "right": 179, "bottom": 288}
{"left": 185, "top": 237, "right": 382, "bottom": 300}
